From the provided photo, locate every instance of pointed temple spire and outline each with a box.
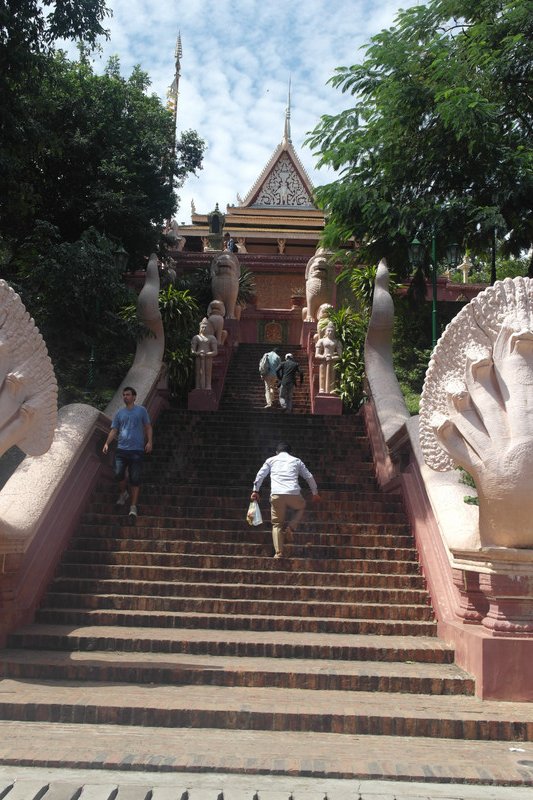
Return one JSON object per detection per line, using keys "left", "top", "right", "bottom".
{"left": 167, "top": 32, "right": 183, "bottom": 187}
{"left": 283, "top": 76, "right": 292, "bottom": 144}
{"left": 175, "top": 32, "right": 183, "bottom": 73}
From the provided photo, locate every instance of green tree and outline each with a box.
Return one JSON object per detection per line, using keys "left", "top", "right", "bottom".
{"left": 307, "top": 0, "right": 533, "bottom": 276}
{"left": 15, "top": 221, "right": 136, "bottom": 406}
{"left": 0, "top": 1, "right": 110, "bottom": 237}
{"left": 449, "top": 252, "right": 529, "bottom": 283}
{"left": 3, "top": 52, "right": 204, "bottom": 266}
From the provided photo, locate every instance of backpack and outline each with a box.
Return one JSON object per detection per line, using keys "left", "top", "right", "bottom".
{"left": 259, "top": 353, "right": 269, "bottom": 377}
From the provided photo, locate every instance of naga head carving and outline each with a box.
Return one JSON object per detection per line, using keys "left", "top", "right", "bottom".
{"left": 0, "top": 281, "right": 57, "bottom": 458}
{"left": 420, "top": 277, "right": 533, "bottom": 547}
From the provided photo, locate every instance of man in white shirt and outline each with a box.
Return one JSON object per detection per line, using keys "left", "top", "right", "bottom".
{"left": 251, "top": 442, "right": 321, "bottom": 558}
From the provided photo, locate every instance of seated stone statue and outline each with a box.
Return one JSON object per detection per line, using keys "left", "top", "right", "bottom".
{"left": 315, "top": 320, "right": 342, "bottom": 394}
{"left": 419, "top": 276, "right": 533, "bottom": 548}
{"left": 191, "top": 318, "right": 218, "bottom": 391}
{"left": 210, "top": 251, "right": 240, "bottom": 319}
{"left": 205, "top": 300, "right": 227, "bottom": 346}
{"left": 302, "top": 249, "right": 331, "bottom": 322}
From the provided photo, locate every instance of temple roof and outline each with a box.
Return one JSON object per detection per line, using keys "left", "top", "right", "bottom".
{"left": 235, "top": 136, "right": 316, "bottom": 211}
{"left": 173, "top": 100, "right": 324, "bottom": 254}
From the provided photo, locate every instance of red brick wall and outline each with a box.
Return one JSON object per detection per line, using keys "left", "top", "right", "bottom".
{"left": 255, "top": 274, "right": 305, "bottom": 309}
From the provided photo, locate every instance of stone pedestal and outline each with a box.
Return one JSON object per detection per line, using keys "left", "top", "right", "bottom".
{"left": 452, "top": 568, "right": 486, "bottom": 624}
{"left": 301, "top": 320, "right": 316, "bottom": 350}
{"left": 224, "top": 318, "right": 240, "bottom": 344}
{"left": 313, "top": 394, "right": 342, "bottom": 416}
{"left": 479, "top": 572, "right": 533, "bottom": 634}
{"left": 188, "top": 388, "right": 217, "bottom": 412}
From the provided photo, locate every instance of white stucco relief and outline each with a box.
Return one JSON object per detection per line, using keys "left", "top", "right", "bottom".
{"left": 252, "top": 153, "right": 312, "bottom": 208}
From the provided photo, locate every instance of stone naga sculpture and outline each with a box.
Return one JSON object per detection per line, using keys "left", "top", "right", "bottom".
{"left": 210, "top": 251, "right": 240, "bottom": 319}
{"left": 315, "top": 320, "right": 342, "bottom": 394}
{"left": 302, "top": 249, "right": 331, "bottom": 322}
{"left": 419, "top": 276, "right": 533, "bottom": 548}
{"left": 0, "top": 280, "right": 57, "bottom": 459}
{"left": 191, "top": 318, "right": 218, "bottom": 390}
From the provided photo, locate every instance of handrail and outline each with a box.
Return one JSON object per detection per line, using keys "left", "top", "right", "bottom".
{"left": 0, "top": 254, "right": 168, "bottom": 643}
{"left": 363, "top": 258, "right": 533, "bottom": 700}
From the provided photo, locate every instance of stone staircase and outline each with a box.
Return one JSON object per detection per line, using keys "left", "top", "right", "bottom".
{"left": 220, "top": 343, "right": 310, "bottom": 412}
{"left": 0, "top": 343, "right": 532, "bottom": 783}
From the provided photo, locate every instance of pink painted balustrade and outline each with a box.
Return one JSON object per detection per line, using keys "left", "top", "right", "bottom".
{"left": 364, "top": 260, "right": 533, "bottom": 701}
{"left": 0, "top": 255, "right": 169, "bottom": 645}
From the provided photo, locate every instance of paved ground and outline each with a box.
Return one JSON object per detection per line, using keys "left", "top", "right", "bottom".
{"left": 0, "top": 765, "right": 533, "bottom": 800}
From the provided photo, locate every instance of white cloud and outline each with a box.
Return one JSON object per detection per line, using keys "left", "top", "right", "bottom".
{"left": 67, "top": 0, "right": 421, "bottom": 222}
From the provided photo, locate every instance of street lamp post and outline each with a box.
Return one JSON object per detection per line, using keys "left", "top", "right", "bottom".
{"left": 409, "top": 236, "right": 461, "bottom": 349}
{"left": 113, "top": 244, "right": 130, "bottom": 273}
{"left": 430, "top": 235, "right": 438, "bottom": 349}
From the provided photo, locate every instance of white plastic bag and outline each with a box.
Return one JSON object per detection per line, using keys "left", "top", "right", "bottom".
{"left": 246, "top": 500, "right": 263, "bottom": 526}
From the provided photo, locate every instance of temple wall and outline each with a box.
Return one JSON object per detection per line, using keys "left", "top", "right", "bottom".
{"left": 255, "top": 273, "right": 304, "bottom": 309}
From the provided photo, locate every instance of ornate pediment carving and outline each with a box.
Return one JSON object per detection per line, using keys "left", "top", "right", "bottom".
{"left": 251, "top": 153, "right": 313, "bottom": 208}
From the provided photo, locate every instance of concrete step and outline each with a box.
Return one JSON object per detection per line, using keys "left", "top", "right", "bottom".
{"left": 52, "top": 565, "right": 428, "bottom": 589}
{"left": 0, "top": 680, "right": 530, "bottom": 740}
{"left": 41, "top": 592, "right": 434, "bottom": 621}
{"left": 47, "top": 577, "right": 429, "bottom": 605}
{"left": 55, "top": 551, "right": 422, "bottom": 575}
{"left": 75, "top": 521, "right": 412, "bottom": 538}
{"left": 71, "top": 528, "right": 416, "bottom": 548}
{"left": 0, "top": 722, "right": 531, "bottom": 787}
{"left": 88, "top": 497, "right": 403, "bottom": 514}
{"left": 34, "top": 608, "right": 437, "bottom": 636}
{"left": 1, "top": 762, "right": 532, "bottom": 798}
{"left": 80, "top": 509, "right": 410, "bottom": 526}
{"left": 8, "top": 625, "right": 453, "bottom": 662}
{"left": 0, "top": 649, "right": 473, "bottom": 694}
{"left": 63, "top": 540, "right": 419, "bottom": 561}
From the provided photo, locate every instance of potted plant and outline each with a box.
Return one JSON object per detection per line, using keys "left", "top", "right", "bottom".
{"left": 290, "top": 287, "right": 305, "bottom": 309}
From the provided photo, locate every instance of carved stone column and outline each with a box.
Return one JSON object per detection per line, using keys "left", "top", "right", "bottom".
{"left": 451, "top": 568, "right": 487, "bottom": 624}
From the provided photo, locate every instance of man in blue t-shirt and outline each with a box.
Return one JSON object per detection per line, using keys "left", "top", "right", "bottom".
{"left": 103, "top": 386, "right": 152, "bottom": 523}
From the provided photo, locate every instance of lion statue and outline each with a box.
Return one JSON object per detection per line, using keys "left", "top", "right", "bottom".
{"left": 302, "top": 248, "right": 331, "bottom": 322}
{"left": 210, "top": 251, "right": 240, "bottom": 319}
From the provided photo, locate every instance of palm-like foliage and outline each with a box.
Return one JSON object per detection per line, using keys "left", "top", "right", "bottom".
{"left": 325, "top": 307, "right": 367, "bottom": 411}
{"left": 122, "top": 285, "right": 199, "bottom": 398}
{"left": 185, "top": 264, "right": 257, "bottom": 313}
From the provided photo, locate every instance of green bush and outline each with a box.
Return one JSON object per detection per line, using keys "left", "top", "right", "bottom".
{"left": 326, "top": 307, "right": 368, "bottom": 411}
{"left": 121, "top": 285, "right": 199, "bottom": 399}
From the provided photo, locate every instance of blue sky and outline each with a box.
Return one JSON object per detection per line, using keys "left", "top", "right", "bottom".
{"left": 77, "top": 0, "right": 420, "bottom": 222}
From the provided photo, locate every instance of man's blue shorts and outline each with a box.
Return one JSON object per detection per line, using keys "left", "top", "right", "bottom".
{"left": 114, "top": 449, "right": 144, "bottom": 486}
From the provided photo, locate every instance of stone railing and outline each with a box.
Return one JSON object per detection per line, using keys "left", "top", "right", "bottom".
{"left": 364, "top": 259, "right": 533, "bottom": 701}
{"left": 0, "top": 255, "right": 169, "bottom": 644}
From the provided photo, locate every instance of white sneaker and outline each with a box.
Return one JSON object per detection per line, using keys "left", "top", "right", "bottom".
{"left": 116, "top": 490, "right": 129, "bottom": 506}
{"left": 128, "top": 505, "right": 138, "bottom": 522}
